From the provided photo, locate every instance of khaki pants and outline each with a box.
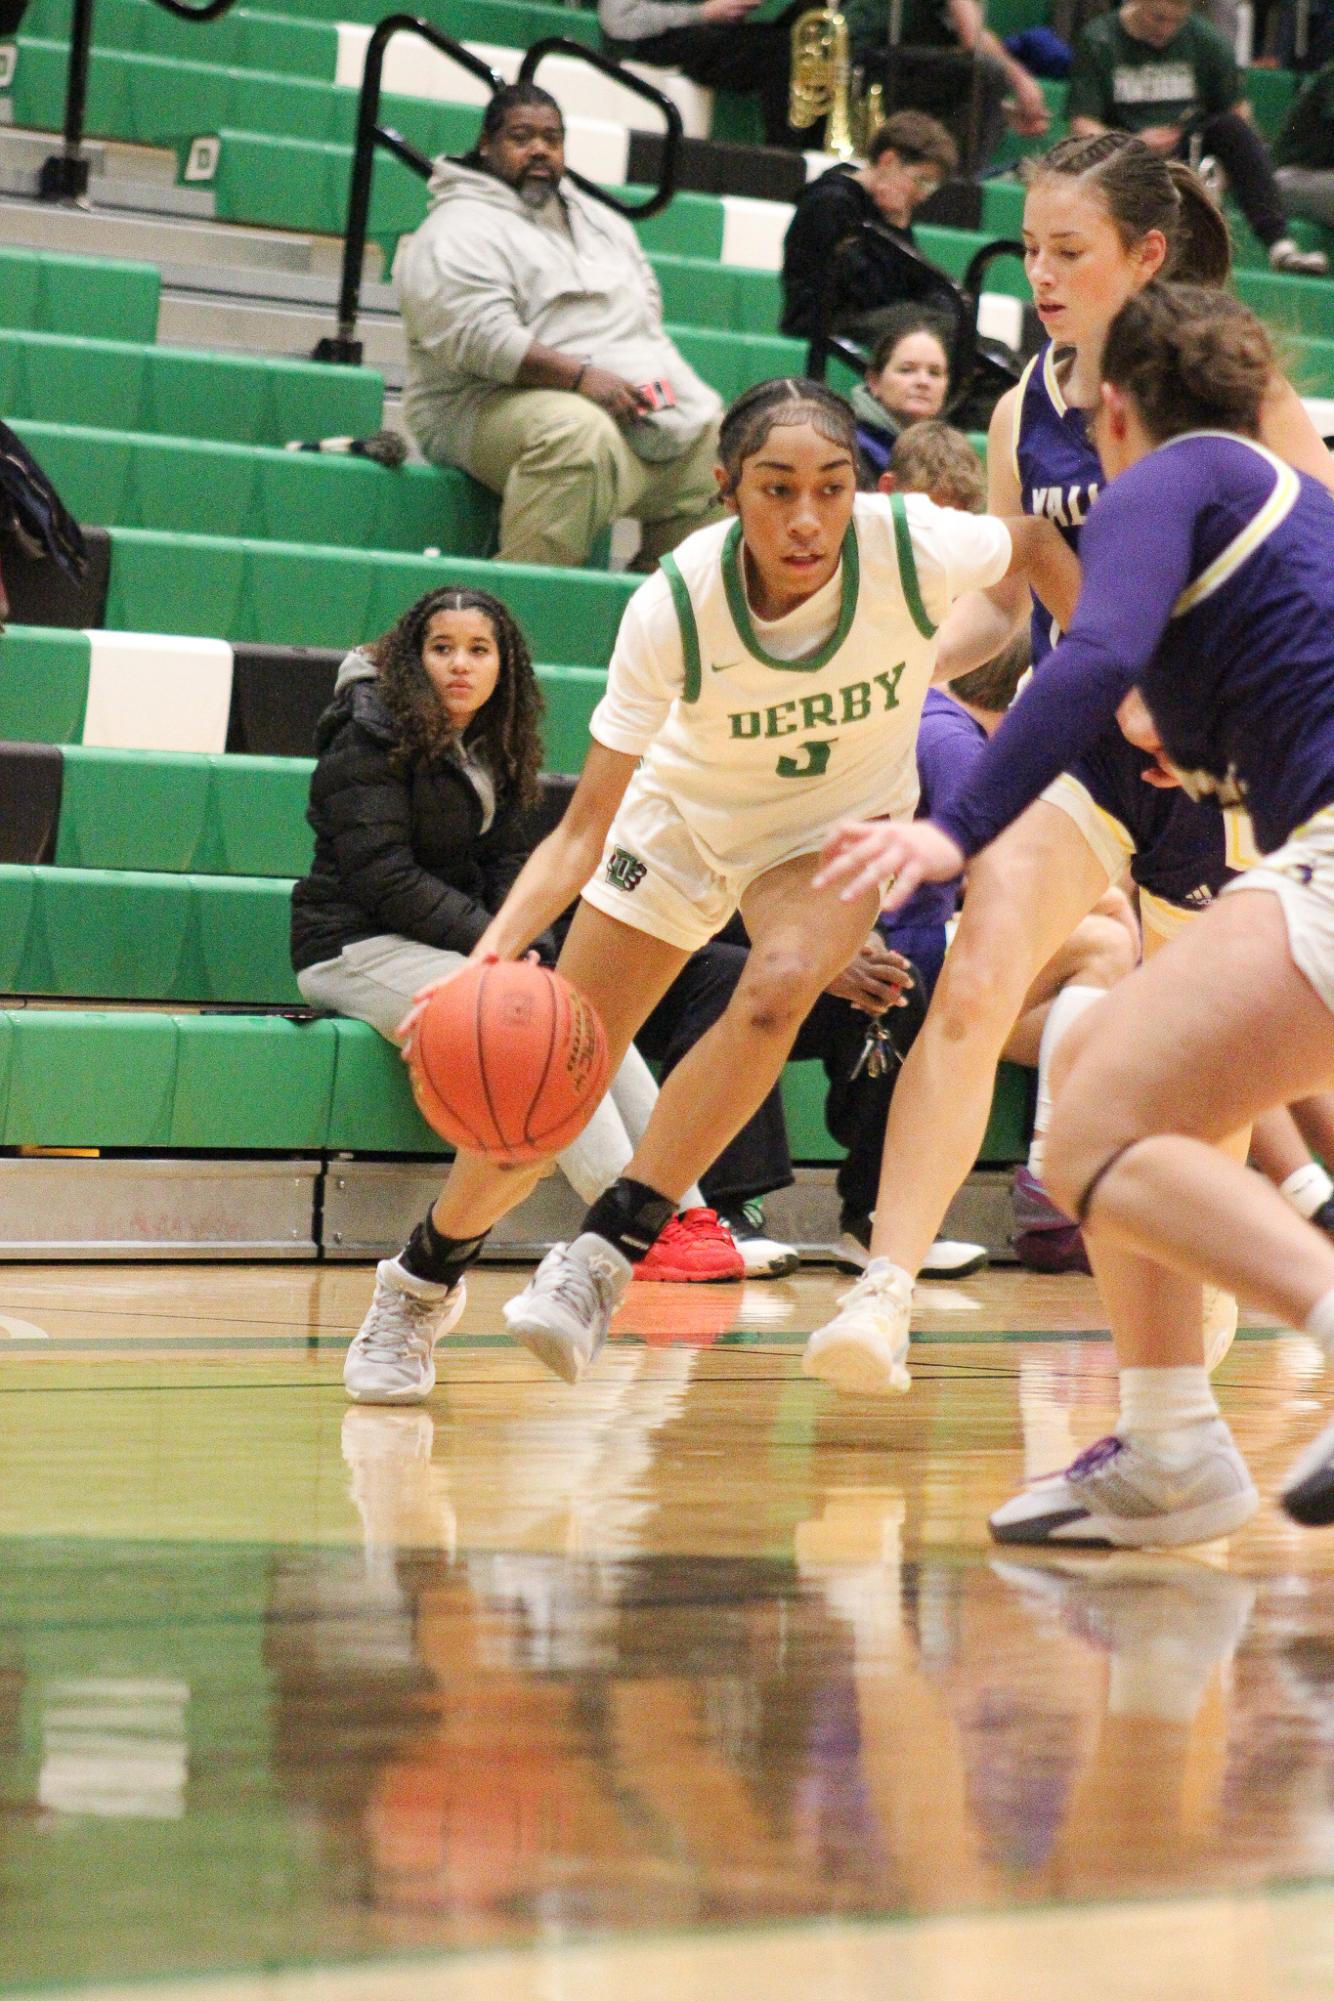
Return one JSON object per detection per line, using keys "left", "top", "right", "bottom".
{"left": 462, "top": 386, "right": 723, "bottom": 568}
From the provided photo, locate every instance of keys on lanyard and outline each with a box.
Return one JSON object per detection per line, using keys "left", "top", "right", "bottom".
{"left": 849, "top": 1016, "right": 900, "bottom": 1082}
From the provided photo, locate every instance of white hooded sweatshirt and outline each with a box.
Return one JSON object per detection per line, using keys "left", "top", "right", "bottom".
{"left": 397, "top": 156, "right": 722, "bottom": 470}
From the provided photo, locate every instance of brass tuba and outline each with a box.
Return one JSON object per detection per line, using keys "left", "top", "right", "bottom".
{"left": 788, "top": 7, "right": 883, "bottom": 159}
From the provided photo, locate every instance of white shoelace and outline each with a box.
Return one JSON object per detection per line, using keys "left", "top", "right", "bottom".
{"left": 538, "top": 1246, "right": 614, "bottom": 1324}
{"left": 360, "top": 1283, "right": 444, "bottom": 1357}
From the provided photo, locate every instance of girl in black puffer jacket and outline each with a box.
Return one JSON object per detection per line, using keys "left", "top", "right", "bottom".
{"left": 292, "top": 585, "right": 669, "bottom": 1206}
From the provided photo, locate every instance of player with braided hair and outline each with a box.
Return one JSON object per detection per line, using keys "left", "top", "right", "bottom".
{"left": 344, "top": 377, "right": 1070, "bottom": 1397}
{"left": 803, "top": 131, "right": 1334, "bottom": 1405}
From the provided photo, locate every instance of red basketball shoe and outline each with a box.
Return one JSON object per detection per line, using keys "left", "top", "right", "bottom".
{"left": 634, "top": 1208, "right": 744, "bottom": 1283}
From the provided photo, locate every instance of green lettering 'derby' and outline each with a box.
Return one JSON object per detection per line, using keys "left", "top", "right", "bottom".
{"left": 724, "top": 663, "right": 906, "bottom": 777}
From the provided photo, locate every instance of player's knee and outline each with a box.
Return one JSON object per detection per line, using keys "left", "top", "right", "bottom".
{"left": 932, "top": 945, "right": 1026, "bottom": 1048}
{"left": 736, "top": 949, "right": 820, "bottom": 1037}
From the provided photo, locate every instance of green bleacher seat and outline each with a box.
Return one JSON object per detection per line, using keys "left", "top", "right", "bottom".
{"left": 170, "top": 1012, "right": 338, "bottom": 1149}
{"left": 21, "top": 0, "right": 345, "bottom": 79}
{"left": 537, "top": 666, "right": 602, "bottom": 774}
{"left": 0, "top": 244, "right": 160, "bottom": 342}
{"left": 54, "top": 747, "right": 316, "bottom": 877}
{"left": 0, "top": 1008, "right": 345, "bottom": 1149}
{"left": 0, "top": 864, "right": 301, "bottom": 1003}
{"left": 8, "top": 422, "right": 499, "bottom": 558}
{"left": 254, "top": 0, "right": 600, "bottom": 43}
{"left": 2, "top": 1008, "right": 180, "bottom": 1147}
{"left": 0, "top": 630, "right": 90, "bottom": 745}
{"left": 325, "top": 1018, "right": 448, "bottom": 1153}
{"left": 0, "top": 331, "right": 384, "bottom": 446}
{"left": 102, "top": 530, "right": 638, "bottom": 663}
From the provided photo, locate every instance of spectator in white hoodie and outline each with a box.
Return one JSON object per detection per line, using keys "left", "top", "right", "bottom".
{"left": 397, "top": 84, "right": 724, "bottom": 569}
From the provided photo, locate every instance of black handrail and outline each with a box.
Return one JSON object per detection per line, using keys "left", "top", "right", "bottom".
{"left": 806, "top": 226, "right": 1026, "bottom": 426}
{"left": 946, "top": 237, "right": 1025, "bottom": 410}
{"left": 40, "top": 0, "right": 238, "bottom": 200}
{"left": 315, "top": 15, "right": 503, "bottom": 365}
{"left": 317, "top": 19, "right": 681, "bottom": 365}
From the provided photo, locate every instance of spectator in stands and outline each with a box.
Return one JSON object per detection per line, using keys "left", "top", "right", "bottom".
{"left": 291, "top": 586, "right": 742, "bottom": 1281}
{"left": 882, "top": 417, "right": 986, "bottom": 509}
{"left": 1066, "top": 0, "right": 1329, "bottom": 272}
{"left": 780, "top": 111, "right": 959, "bottom": 344}
{"left": 1274, "top": 59, "right": 1334, "bottom": 230}
{"left": 598, "top": 0, "right": 807, "bottom": 150}
{"left": 397, "top": 84, "right": 724, "bottom": 569}
{"left": 851, "top": 309, "right": 955, "bottom": 478}
{"left": 842, "top": 0, "right": 1050, "bottom": 171}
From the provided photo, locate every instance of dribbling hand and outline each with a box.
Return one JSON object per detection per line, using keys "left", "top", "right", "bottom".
{"left": 814, "top": 818, "right": 966, "bottom": 912}
{"left": 395, "top": 949, "right": 544, "bottom": 1058}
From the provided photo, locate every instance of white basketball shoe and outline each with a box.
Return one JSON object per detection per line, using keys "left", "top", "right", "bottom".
{"left": 344, "top": 1257, "right": 467, "bottom": 1404}
{"left": 802, "top": 1258, "right": 913, "bottom": 1395}
{"left": 503, "top": 1232, "right": 633, "bottom": 1384}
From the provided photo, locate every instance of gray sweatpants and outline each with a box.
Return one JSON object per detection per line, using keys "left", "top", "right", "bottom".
{"left": 297, "top": 933, "right": 698, "bottom": 1204}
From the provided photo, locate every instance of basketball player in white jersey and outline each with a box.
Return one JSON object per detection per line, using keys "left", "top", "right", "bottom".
{"left": 346, "top": 377, "right": 1071, "bottom": 1400}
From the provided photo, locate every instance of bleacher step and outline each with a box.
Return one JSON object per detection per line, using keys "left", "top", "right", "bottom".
{"left": 0, "top": 187, "right": 381, "bottom": 281}
{"left": 158, "top": 287, "right": 406, "bottom": 377}
{"left": 0, "top": 122, "right": 179, "bottom": 187}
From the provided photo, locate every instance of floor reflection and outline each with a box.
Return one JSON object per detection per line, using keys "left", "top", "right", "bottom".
{"left": 8, "top": 1508, "right": 1334, "bottom": 1994}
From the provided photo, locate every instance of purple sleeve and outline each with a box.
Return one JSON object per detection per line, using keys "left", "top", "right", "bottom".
{"left": 932, "top": 455, "right": 1203, "bottom": 858}
{"left": 916, "top": 694, "right": 989, "bottom": 828}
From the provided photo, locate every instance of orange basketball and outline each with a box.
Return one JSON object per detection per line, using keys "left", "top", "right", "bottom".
{"left": 408, "top": 959, "right": 610, "bottom": 1163}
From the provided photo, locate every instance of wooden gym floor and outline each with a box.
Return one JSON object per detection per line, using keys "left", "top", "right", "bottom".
{"left": 5, "top": 1259, "right": 1334, "bottom": 2001}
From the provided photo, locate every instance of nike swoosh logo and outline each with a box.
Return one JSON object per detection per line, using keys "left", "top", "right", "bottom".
{"left": 710, "top": 660, "right": 741, "bottom": 673}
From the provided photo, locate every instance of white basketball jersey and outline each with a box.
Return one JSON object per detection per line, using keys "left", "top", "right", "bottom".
{"left": 591, "top": 491, "right": 1011, "bottom": 870}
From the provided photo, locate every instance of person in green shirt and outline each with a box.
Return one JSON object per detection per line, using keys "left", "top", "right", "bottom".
{"left": 1275, "top": 60, "right": 1334, "bottom": 229}
{"left": 1067, "top": 0, "right": 1328, "bottom": 271}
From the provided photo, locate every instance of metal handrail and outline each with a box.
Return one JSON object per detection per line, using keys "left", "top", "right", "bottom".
{"left": 40, "top": 0, "right": 239, "bottom": 200}
{"left": 315, "top": 14, "right": 503, "bottom": 365}
{"left": 806, "top": 226, "right": 1026, "bottom": 425}
{"left": 316, "top": 19, "right": 682, "bottom": 365}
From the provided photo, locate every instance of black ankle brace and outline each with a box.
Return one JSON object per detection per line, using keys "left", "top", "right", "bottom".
{"left": 401, "top": 1211, "right": 487, "bottom": 1288}
{"left": 581, "top": 1177, "right": 676, "bottom": 1262}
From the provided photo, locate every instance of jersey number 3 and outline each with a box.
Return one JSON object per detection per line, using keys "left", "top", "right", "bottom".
{"left": 776, "top": 739, "right": 834, "bottom": 780}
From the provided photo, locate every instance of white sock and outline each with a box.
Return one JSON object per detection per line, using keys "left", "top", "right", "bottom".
{"left": 1028, "top": 985, "right": 1103, "bottom": 1181}
{"left": 1281, "top": 1162, "right": 1334, "bottom": 1219}
{"left": 1304, "top": 1287, "right": 1334, "bottom": 1352}
{"left": 1119, "top": 1366, "right": 1219, "bottom": 1461}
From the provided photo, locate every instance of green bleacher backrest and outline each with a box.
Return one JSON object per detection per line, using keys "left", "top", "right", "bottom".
{"left": 54, "top": 749, "right": 316, "bottom": 878}
{"left": 327, "top": 1018, "right": 447, "bottom": 1153}
{"left": 0, "top": 631, "right": 90, "bottom": 745}
{"left": 170, "top": 1014, "right": 336, "bottom": 1148}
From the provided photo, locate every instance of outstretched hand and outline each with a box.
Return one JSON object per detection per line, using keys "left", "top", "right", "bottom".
{"left": 813, "top": 817, "right": 967, "bottom": 913}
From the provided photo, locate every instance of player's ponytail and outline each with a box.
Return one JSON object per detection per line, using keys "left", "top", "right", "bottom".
{"left": 1163, "top": 159, "right": 1232, "bottom": 286}
{"left": 718, "top": 376, "right": 859, "bottom": 496}
{"left": 1027, "top": 133, "right": 1232, "bottom": 289}
{"left": 1102, "top": 283, "right": 1272, "bottom": 440}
